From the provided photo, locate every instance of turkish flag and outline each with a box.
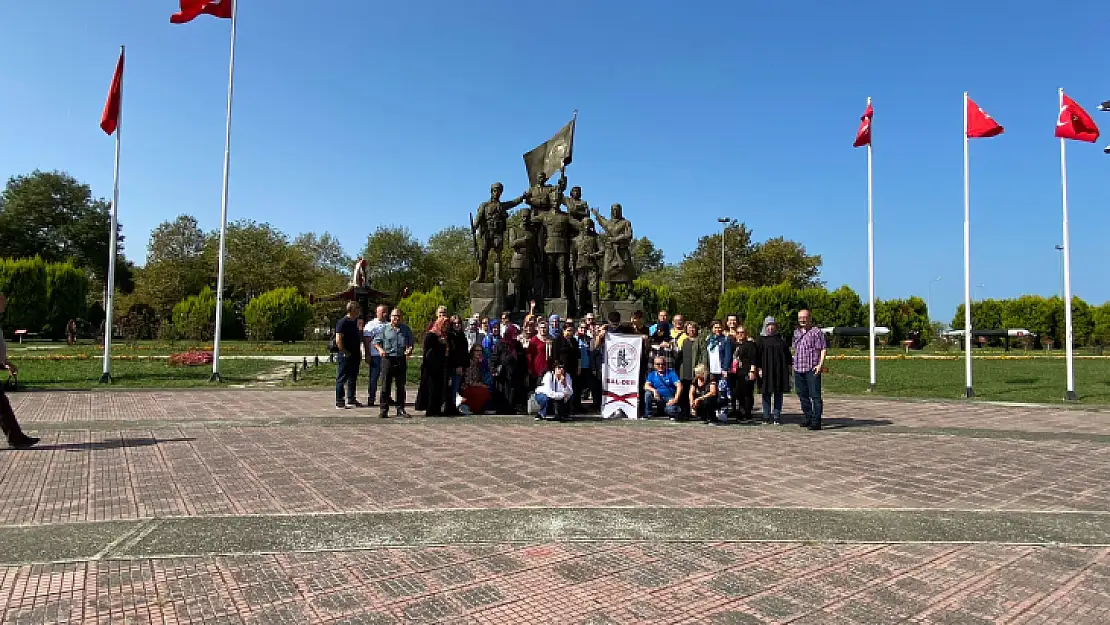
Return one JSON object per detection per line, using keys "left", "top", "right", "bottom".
{"left": 853, "top": 101, "right": 873, "bottom": 147}
{"left": 966, "top": 97, "right": 1003, "bottom": 139}
{"left": 170, "top": 0, "right": 232, "bottom": 24}
{"left": 100, "top": 50, "right": 124, "bottom": 135}
{"left": 1055, "top": 93, "right": 1100, "bottom": 143}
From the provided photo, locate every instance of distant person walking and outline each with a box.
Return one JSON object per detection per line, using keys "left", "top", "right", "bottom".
{"left": 793, "top": 309, "right": 828, "bottom": 430}
{"left": 374, "top": 309, "right": 415, "bottom": 418}
{"left": 65, "top": 319, "right": 77, "bottom": 346}
{"left": 0, "top": 292, "right": 39, "bottom": 449}
{"left": 334, "top": 302, "right": 363, "bottom": 409}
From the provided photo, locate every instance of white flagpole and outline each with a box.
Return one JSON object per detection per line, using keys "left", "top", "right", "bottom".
{"left": 210, "top": 0, "right": 238, "bottom": 383}
{"left": 100, "top": 45, "right": 124, "bottom": 385}
{"left": 963, "top": 91, "right": 974, "bottom": 397}
{"left": 1058, "top": 87, "right": 1077, "bottom": 400}
{"left": 867, "top": 96, "right": 876, "bottom": 392}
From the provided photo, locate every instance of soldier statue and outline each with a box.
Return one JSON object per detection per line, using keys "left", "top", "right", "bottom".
{"left": 561, "top": 185, "right": 590, "bottom": 226}
{"left": 571, "top": 217, "right": 602, "bottom": 315}
{"left": 508, "top": 208, "right": 540, "bottom": 312}
{"left": 472, "top": 182, "right": 524, "bottom": 282}
{"left": 535, "top": 203, "right": 576, "bottom": 299}
{"left": 592, "top": 203, "right": 637, "bottom": 299}
{"left": 522, "top": 170, "right": 566, "bottom": 214}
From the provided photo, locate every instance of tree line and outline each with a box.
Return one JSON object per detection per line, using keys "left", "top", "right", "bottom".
{"left": 2, "top": 169, "right": 1108, "bottom": 347}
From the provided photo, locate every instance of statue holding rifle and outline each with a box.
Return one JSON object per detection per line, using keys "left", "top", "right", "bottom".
{"left": 472, "top": 181, "right": 524, "bottom": 283}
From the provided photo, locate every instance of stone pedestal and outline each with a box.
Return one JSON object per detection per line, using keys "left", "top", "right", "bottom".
{"left": 598, "top": 298, "right": 645, "bottom": 324}
{"left": 543, "top": 298, "right": 571, "bottom": 319}
{"left": 469, "top": 280, "right": 506, "bottom": 320}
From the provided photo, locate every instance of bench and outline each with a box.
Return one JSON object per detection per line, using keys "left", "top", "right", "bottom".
{"left": 13, "top": 330, "right": 38, "bottom": 344}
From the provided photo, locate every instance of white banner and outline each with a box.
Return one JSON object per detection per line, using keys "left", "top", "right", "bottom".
{"left": 602, "top": 333, "right": 642, "bottom": 419}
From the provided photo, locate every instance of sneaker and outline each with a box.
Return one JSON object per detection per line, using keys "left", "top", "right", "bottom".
{"left": 348, "top": 400, "right": 365, "bottom": 408}
{"left": 378, "top": 413, "right": 391, "bottom": 419}
{"left": 366, "top": 399, "right": 376, "bottom": 407}
{"left": 535, "top": 415, "right": 544, "bottom": 421}
{"left": 396, "top": 409, "right": 409, "bottom": 418}
{"left": 335, "top": 403, "right": 347, "bottom": 410}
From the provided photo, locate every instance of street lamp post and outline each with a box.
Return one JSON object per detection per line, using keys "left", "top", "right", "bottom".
{"left": 717, "top": 217, "right": 735, "bottom": 294}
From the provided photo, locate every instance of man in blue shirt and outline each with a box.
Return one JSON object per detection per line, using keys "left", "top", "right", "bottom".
{"left": 334, "top": 302, "right": 363, "bottom": 409}
{"left": 373, "top": 308, "right": 415, "bottom": 417}
{"left": 643, "top": 356, "right": 683, "bottom": 419}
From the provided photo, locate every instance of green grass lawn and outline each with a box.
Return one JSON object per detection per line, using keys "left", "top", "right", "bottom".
{"left": 285, "top": 357, "right": 424, "bottom": 389}
{"left": 7, "top": 339, "right": 330, "bottom": 358}
{"left": 6, "top": 358, "right": 282, "bottom": 390}
{"left": 823, "top": 357, "right": 1110, "bottom": 404}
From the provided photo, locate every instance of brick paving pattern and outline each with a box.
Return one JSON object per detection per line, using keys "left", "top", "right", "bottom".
{"left": 1, "top": 389, "right": 1109, "bottom": 623}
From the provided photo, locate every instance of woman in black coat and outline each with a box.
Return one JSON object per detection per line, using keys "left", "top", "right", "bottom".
{"left": 731, "top": 326, "right": 760, "bottom": 420}
{"left": 416, "top": 319, "right": 450, "bottom": 416}
{"left": 756, "top": 316, "right": 792, "bottom": 425}
{"left": 444, "top": 317, "right": 470, "bottom": 416}
{"left": 492, "top": 325, "right": 523, "bottom": 414}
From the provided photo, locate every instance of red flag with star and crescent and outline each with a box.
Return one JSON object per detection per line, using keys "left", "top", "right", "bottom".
{"left": 966, "top": 97, "right": 1003, "bottom": 139}
{"left": 99, "top": 49, "right": 124, "bottom": 135}
{"left": 1056, "top": 93, "right": 1099, "bottom": 143}
{"left": 170, "top": 0, "right": 232, "bottom": 24}
{"left": 853, "top": 101, "right": 873, "bottom": 147}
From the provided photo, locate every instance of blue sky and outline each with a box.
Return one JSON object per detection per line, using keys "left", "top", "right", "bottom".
{"left": 2, "top": 1, "right": 1109, "bottom": 322}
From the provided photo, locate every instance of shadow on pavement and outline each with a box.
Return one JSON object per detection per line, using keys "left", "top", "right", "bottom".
{"left": 8, "top": 437, "right": 197, "bottom": 452}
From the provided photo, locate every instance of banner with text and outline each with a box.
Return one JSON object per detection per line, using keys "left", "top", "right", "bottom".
{"left": 602, "top": 333, "right": 642, "bottom": 419}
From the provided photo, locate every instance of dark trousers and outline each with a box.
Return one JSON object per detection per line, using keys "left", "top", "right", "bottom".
{"left": 367, "top": 355, "right": 382, "bottom": 403}
{"left": 732, "top": 373, "right": 756, "bottom": 418}
{"left": 794, "top": 370, "right": 824, "bottom": 423}
{"left": 694, "top": 396, "right": 718, "bottom": 422}
{"left": 0, "top": 387, "right": 27, "bottom": 444}
{"left": 379, "top": 356, "right": 407, "bottom": 412}
{"left": 335, "top": 353, "right": 360, "bottom": 405}
{"left": 574, "top": 369, "right": 600, "bottom": 412}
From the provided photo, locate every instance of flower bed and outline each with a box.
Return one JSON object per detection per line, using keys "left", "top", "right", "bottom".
{"left": 167, "top": 351, "right": 214, "bottom": 367}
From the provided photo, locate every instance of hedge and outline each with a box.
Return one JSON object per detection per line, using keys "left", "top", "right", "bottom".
{"left": 951, "top": 296, "right": 1098, "bottom": 347}
{"left": 46, "top": 262, "right": 88, "bottom": 339}
{"left": 244, "top": 287, "right": 313, "bottom": 342}
{"left": 0, "top": 257, "right": 87, "bottom": 338}
{"left": 398, "top": 287, "right": 448, "bottom": 335}
{"left": 171, "top": 286, "right": 243, "bottom": 341}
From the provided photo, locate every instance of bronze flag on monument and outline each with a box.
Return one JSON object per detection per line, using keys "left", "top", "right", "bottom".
{"left": 523, "top": 116, "right": 575, "bottom": 184}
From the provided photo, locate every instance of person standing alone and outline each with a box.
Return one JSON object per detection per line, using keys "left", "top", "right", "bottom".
{"left": 0, "top": 292, "right": 38, "bottom": 448}
{"left": 374, "top": 309, "right": 415, "bottom": 418}
{"left": 334, "top": 302, "right": 363, "bottom": 409}
{"left": 792, "top": 309, "right": 827, "bottom": 430}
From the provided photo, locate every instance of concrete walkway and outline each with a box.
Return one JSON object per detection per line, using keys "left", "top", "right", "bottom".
{"left": 1, "top": 390, "right": 1108, "bottom": 623}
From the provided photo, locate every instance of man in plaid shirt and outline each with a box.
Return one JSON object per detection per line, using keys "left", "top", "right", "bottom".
{"left": 792, "top": 309, "right": 827, "bottom": 431}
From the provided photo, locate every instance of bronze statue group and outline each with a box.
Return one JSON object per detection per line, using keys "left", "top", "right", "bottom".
{"left": 472, "top": 170, "right": 637, "bottom": 318}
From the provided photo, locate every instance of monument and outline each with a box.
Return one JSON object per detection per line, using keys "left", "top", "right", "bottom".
{"left": 470, "top": 113, "right": 642, "bottom": 320}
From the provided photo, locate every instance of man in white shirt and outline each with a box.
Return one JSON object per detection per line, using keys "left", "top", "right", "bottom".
{"left": 535, "top": 361, "right": 574, "bottom": 421}
{"left": 362, "top": 304, "right": 389, "bottom": 406}
{"left": 0, "top": 292, "right": 38, "bottom": 448}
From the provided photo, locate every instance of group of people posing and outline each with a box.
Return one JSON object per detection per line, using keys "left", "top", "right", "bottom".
{"left": 333, "top": 301, "right": 829, "bottom": 430}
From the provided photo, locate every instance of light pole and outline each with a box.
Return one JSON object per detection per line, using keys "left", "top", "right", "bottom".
{"left": 974, "top": 284, "right": 986, "bottom": 301}
{"left": 1055, "top": 244, "right": 1065, "bottom": 298}
{"left": 717, "top": 217, "right": 735, "bottom": 294}
{"left": 927, "top": 276, "right": 942, "bottom": 323}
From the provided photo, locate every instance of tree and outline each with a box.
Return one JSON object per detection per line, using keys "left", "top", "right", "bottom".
{"left": 294, "top": 232, "right": 351, "bottom": 275}
{"left": 1092, "top": 302, "right": 1110, "bottom": 347}
{"left": 362, "top": 225, "right": 433, "bottom": 301}
{"left": 0, "top": 171, "right": 126, "bottom": 291}
{"left": 630, "top": 237, "right": 665, "bottom": 276}
{"left": 134, "top": 216, "right": 212, "bottom": 316}
{"left": 204, "top": 220, "right": 316, "bottom": 301}
{"left": 747, "top": 237, "right": 823, "bottom": 289}
{"left": 675, "top": 223, "right": 755, "bottom": 322}
{"left": 425, "top": 226, "right": 478, "bottom": 311}
{"left": 244, "top": 287, "right": 313, "bottom": 342}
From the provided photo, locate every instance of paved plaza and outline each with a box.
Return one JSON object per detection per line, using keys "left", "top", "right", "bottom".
{"left": 1, "top": 390, "right": 1109, "bottom": 623}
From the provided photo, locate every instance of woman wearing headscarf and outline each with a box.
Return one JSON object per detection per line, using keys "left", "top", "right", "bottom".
{"left": 416, "top": 317, "right": 451, "bottom": 416}
{"left": 460, "top": 343, "right": 492, "bottom": 414}
{"left": 526, "top": 320, "right": 551, "bottom": 389}
{"left": 492, "top": 324, "right": 522, "bottom": 414}
{"left": 482, "top": 320, "right": 500, "bottom": 361}
{"left": 547, "top": 314, "right": 562, "bottom": 340}
{"left": 756, "top": 316, "right": 792, "bottom": 425}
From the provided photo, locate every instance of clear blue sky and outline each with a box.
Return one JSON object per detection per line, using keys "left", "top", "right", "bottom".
{"left": 3, "top": 1, "right": 1109, "bottom": 322}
